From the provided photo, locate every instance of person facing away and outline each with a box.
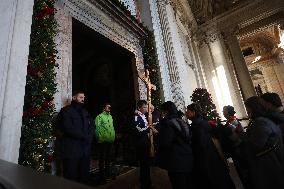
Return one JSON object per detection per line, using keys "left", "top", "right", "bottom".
{"left": 95, "top": 103, "right": 115, "bottom": 183}
{"left": 186, "top": 103, "right": 235, "bottom": 189}
{"left": 242, "top": 96, "right": 284, "bottom": 189}
{"left": 56, "top": 91, "right": 94, "bottom": 184}
{"left": 223, "top": 105, "right": 244, "bottom": 135}
{"left": 261, "top": 92, "right": 284, "bottom": 148}
{"left": 221, "top": 105, "right": 248, "bottom": 188}
{"left": 134, "top": 100, "right": 152, "bottom": 189}
{"left": 156, "top": 101, "right": 194, "bottom": 189}
{"left": 262, "top": 92, "right": 284, "bottom": 114}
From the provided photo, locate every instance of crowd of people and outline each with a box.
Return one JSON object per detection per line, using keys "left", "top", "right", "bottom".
{"left": 134, "top": 92, "right": 284, "bottom": 189}
{"left": 54, "top": 90, "right": 284, "bottom": 189}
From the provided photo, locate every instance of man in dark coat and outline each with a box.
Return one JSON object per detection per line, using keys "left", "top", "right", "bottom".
{"left": 243, "top": 96, "right": 284, "bottom": 189}
{"left": 134, "top": 100, "right": 152, "bottom": 189}
{"left": 186, "top": 103, "right": 235, "bottom": 189}
{"left": 56, "top": 91, "right": 94, "bottom": 183}
{"left": 157, "top": 101, "right": 194, "bottom": 189}
{"left": 262, "top": 92, "right": 284, "bottom": 114}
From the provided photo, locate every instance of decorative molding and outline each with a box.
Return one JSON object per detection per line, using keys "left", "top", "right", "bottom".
{"left": 195, "top": 30, "right": 224, "bottom": 48}
{"left": 149, "top": 0, "right": 172, "bottom": 101}
{"left": 119, "top": 0, "right": 137, "bottom": 15}
{"left": 194, "top": 0, "right": 284, "bottom": 41}
{"left": 238, "top": 12, "right": 284, "bottom": 40}
{"left": 156, "top": 0, "right": 186, "bottom": 109}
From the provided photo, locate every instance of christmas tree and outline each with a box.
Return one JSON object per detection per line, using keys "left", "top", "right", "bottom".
{"left": 190, "top": 88, "right": 220, "bottom": 121}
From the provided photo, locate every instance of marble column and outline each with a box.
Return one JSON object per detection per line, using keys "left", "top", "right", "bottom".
{"left": 54, "top": 1, "right": 73, "bottom": 112}
{"left": 224, "top": 31, "right": 256, "bottom": 100}
{"left": 262, "top": 63, "right": 284, "bottom": 102}
{"left": 0, "top": 0, "right": 34, "bottom": 163}
{"left": 196, "top": 31, "right": 247, "bottom": 118}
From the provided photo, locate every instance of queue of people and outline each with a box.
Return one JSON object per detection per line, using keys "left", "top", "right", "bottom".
{"left": 55, "top": 90, "right": 284, "bottom": 189}
{"left": 154, "top": 92, "right": 284, "bottom": 189}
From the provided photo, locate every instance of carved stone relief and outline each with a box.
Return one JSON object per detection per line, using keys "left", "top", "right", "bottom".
{"left": 148, "top": 0, "right": 173, "bottom": 101}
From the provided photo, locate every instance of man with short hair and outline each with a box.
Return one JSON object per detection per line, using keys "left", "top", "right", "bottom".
{"left": 95, "top": 103, "right": 115, "bottom": 183}
{"left": 56, "top": 91, "right": 94, "bottom": 183}
{"left": 134, "top": 100, "right": 152, "bottom": 189}
{"left": 262, "top": 92, "right": 284, "bottom": 114}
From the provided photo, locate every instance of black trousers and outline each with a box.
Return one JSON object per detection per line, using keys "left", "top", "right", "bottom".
{"left": 98, "top": 142, "right": 112, "bottom": 179}
{"left": 62, "top": 156, "right": 90, "bottom": 184}
{"left": 168, "top": 172, "right": 194, "bottom": 189}
{"left": 137, "top": 146, "right": 152, "bottom": 189}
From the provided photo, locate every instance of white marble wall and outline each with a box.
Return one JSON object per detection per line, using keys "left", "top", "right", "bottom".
{"left": 176, "top": 17, "right": 199, "bottom": 104}
{"left": 0, "top": 0, "right": 34, "bottom": 162}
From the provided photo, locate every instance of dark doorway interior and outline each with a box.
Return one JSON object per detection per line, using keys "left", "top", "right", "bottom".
{"left": 72, "top": 18, "right": 137, "bottom": 163}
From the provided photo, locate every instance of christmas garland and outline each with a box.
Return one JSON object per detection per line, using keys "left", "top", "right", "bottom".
{"left": 19, "top": 0, "right": 57, "bottom": 172}
{"left": 142, "top": 30, "right": 162, "bottom": 108}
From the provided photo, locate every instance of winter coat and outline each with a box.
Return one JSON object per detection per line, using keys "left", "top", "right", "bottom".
{"left": 156, "top": 116, "right": 193, "bottom": 172}
{"left": 243, "top": 116, "right": 284, "bottom": 189}
{"left": 56, "top": 101, "right": 94, "bottom": 159}
{"left": 95, "top": 111, "right": 115, "bottom": 143}
{"left": 191, "top": 116, "right": 235, "bottom": 189}
{"left": 133, "top": 111, "right": 150, "bottom": 149}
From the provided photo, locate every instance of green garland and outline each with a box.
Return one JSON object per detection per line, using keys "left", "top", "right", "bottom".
{"left": 142, "top": 30, "right": 162, "bottom": 108}
{"left": 19, "top": 0, "right": 57, "bottom": 172}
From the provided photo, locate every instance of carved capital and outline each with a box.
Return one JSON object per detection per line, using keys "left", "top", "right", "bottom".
{"left": 222, "top": 25, "right": 240, "bottom": 40}
{"left": 194, "top": 30, "right": 224, "bottom": 48}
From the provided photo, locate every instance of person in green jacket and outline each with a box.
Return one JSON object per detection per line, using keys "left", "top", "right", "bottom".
{"left": 95, "top": 103, "right": 115, "bottom": 183}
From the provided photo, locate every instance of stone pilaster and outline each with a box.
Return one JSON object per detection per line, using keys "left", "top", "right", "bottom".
{"left": 223, "top": 29, "right": 256, "bottom": 101}
{"left": 54, "top": 1, "right": 73, "bottom": 112}
{"left": 195, "top": 28, "right": 248, "bottom": 118}
{"left": 0, "top": 0, "right": 34, "bottom": 163}
{"left": 156, "top": 0, "right": 186, "bottom": 110}
{"left": 148, "top": 0, "right": 173, "bottom": 102}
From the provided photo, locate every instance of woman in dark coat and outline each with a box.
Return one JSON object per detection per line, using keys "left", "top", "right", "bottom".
{"left": 156, "top": 101, "right": 194, "bottom": 189}
{"left": 186, "top": 103, "right": 235, "bottom": 189}
{"left": 243, "top": 96, "right": 284, "bottom": 189}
